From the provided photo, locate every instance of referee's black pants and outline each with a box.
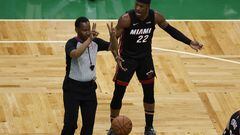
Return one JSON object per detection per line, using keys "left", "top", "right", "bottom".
{"left": 61, "top": 78, "right": 97, "bottom": 135}
{"left": 61, "top": 91, "right": 97, "bottom": 135}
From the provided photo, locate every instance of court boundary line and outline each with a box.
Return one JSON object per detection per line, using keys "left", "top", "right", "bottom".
{"left": 0, "top": 40, "right": 239, "bottom": 65}
{"left": 152, "top": 47, "right": 240, "bottom": 65}
{"left": 0, "top": 41, "right": 66, "bottom": 44}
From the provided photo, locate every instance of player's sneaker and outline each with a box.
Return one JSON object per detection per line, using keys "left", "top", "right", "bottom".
{"left": 144, "top": 126, "right": 156, "bottom": 135}
{"left": 107, "top": 128, "right": 115, "bottom": 135}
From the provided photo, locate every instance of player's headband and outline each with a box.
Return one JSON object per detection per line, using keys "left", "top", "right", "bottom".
{"left": 136, "top": 0, "right": 151, "bottom": 4}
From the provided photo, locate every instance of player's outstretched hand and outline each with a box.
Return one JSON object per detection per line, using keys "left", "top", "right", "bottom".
{"left": 189, "top": 41, "right": 203, "bottom": 52}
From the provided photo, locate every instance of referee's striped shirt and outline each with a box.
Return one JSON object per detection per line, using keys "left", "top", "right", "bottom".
{"left": 64, "top": 37, "right": 110, "bottom": 82}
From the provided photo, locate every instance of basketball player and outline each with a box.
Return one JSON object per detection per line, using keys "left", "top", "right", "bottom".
{"left": 107, "top": 0, "right": 203, "bottom": 135}
{"left": 223, "top": 110, "right": 240, "bottom": 135}
{"left": 61, "top": 17, "right": 117, "bottom": 135}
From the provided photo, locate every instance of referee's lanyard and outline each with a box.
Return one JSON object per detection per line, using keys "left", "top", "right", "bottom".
{"left": 88, "top": 47, "right": 95, "bottom": 71}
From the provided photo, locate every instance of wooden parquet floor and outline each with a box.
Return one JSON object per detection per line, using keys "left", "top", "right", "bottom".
{"left": 0, "top": 21, "right": 239, "bottom": 135}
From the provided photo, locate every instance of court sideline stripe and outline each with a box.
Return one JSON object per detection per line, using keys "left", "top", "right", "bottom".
{"left": 0, "top": 41, "right": 66, "bottom": 44}
{"left": 153, "top": 47, "right": 240, "bottom": 65}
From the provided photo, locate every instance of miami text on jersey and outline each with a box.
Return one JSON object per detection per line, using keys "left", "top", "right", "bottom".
{"left": 130, "top": 28, "right": 152, "bottom": 35}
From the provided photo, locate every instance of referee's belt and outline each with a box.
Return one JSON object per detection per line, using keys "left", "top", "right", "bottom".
{"left": 67, "top": 77, "right": 96, "bottom": 88}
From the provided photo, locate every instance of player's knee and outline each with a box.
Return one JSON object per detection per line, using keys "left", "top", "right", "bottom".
{"left": 143, "top": 91, "right": 155, "bottom": 103}
{"left": 110, "top": 83, "right": 127, "bottom": 109}
{"left": 142, "top": 83, "right": 155, "bottom": 104}
{"left": 111, "top": 92, "right": 124, "bottom": 109}
{"left": 111, "top": 99, "right": 122, "bottom": 109}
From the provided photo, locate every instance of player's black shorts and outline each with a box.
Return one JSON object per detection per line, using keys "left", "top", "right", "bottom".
{"left": 113, "top": 55, "right": 155, "bottom": 86}
{"left": 223, "top": 110, "right": 240, "bottom": 135}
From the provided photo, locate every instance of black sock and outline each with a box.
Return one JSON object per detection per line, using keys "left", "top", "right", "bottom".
{"left": 145, "top": 113, "right": 153, "bottom": 128}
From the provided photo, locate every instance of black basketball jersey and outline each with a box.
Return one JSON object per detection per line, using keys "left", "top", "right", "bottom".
{"left": 120, "top": 9, "right": 155, "bottom": 58}
{"left": 223, "top": 110, "right": 240, "bottom": 135}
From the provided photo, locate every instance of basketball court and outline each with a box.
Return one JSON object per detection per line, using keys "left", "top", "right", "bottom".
{"left": 0, "top": 0, "right": 240, "bottom": 135}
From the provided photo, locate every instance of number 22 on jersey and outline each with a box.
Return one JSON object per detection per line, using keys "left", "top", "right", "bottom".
{"left": 136, "top": 35, "right": 149, "bottom": 43}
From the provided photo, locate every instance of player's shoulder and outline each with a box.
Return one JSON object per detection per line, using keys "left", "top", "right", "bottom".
{"left": 153, "top": 10, "right": 165, "bottom": 18}
{"left": 117, "top": 12, "right": 131, "bottom": 28}
{"left": 120, "top": 13, "right": 130, "bottom": 22}
{"left": 153, "top": 10, "right": 167, "bottom": 25}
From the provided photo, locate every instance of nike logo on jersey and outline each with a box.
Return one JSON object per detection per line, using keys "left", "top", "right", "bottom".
{"left": 146, "top": 21, "right": 151, "bottom": 24}
{"left": 130, "top": 28, "right": 152, "bottom": 35}
{"left": 133, "top": 23, "right": 138, "bottom": 26}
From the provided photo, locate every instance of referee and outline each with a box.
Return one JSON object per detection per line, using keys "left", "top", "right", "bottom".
{"left": 61, "top": 17, "right": 115, "bottom": 135}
